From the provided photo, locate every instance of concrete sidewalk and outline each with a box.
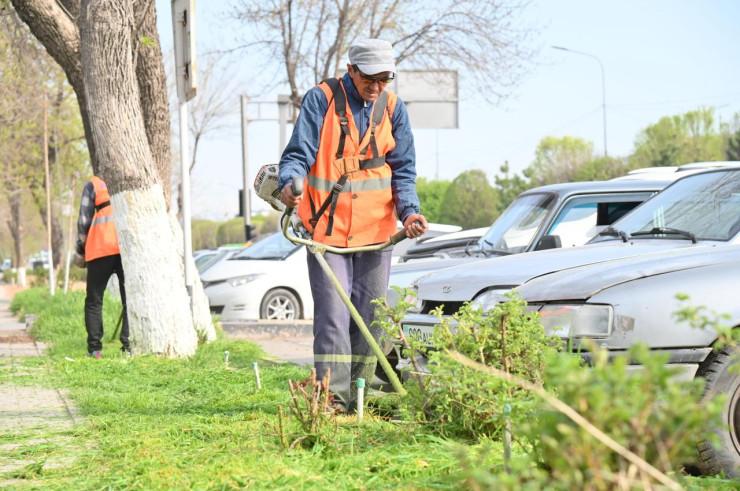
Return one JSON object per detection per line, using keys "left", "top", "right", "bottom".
{"left": 0, "top": 284, "right": 79, "bottom": 482}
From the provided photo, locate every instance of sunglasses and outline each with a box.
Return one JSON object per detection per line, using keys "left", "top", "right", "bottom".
{"left": 352, "top": 65, "right": 395, "bottom": 84}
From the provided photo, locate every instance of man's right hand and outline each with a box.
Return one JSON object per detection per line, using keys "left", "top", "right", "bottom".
{"left": 280, "top": 183, "right": 303, "bottom": 208}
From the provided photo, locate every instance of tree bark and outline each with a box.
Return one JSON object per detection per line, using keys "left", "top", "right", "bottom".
{"left": 7, "top": 189, "right": 24, "bottom": 269}
{"left": 134, "top": 0, "right": 173, "bottom": 204}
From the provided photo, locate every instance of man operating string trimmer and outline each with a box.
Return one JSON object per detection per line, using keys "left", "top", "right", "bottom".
{"left": 278, "top": 39, "right": 427, "bottom": 412}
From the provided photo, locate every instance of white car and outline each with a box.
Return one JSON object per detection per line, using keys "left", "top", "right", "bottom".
{"left": 202, "top": 233, "right": 312, "bottom": 322}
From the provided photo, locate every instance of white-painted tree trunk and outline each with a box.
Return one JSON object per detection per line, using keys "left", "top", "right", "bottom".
{"left": 112, "top": 185, "right": 197, "bottom": 356}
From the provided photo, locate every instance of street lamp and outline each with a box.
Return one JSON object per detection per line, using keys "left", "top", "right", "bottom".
{"left": 552, "top": 45, "right": 608, "bottom": 156}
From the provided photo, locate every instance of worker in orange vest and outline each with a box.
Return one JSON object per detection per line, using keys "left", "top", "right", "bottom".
{"left": 74, "top": 176, "right": 129, "bottom": 358}
{"left": 279, "top": 39, "right": 428, "bottom": 411}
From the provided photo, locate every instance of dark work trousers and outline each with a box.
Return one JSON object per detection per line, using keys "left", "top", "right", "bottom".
{"left": 307, "top": 248, "right": 392, "bottom": 410}
{"left": 84, "top": 254, "right": 129, "bottom": 353}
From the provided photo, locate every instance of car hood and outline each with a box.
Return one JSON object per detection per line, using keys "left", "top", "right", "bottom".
{"left": 200, "top": 258, "right": 281, "bottom": 282}
{"left": 517, "top": 243, "right": 738, "bottom": 302}
{"left": 389, "top": 257, "right": 474, "bottom": 288}
{"left": 416, "top": 240, "right": 701, "bottom": 301}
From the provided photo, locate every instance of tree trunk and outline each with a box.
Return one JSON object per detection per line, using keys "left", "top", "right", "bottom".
{"left": 78, "top": 0, "right": 199, "bottom": 356}
{"left": 13, "top": 0, "right": 216, "bottom": 354}
{"left": 7, "top": 190, "right": 24, "bottom": 269}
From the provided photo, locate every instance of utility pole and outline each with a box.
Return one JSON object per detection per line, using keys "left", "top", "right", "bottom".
{"left": 552, "top": 46, "right": 608, "bottom": 156}
{"left": 240, "top": 95, "right": 252, "bottom": 241}
{"left": 43, "top": 91, "right": 55, "bottom": 296}
{"left": 172, "top": 0, "right": 197, "bottom": 301}
{"left": 240, "top": 97, "right": 292, "bottom": 241}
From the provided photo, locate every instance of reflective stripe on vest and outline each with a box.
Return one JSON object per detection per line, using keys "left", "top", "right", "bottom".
{"left": 297, "top": 78, "right": 398, "bottom": 247}
{"left": 85, "top": 176, "right": 120, "bottom": 262}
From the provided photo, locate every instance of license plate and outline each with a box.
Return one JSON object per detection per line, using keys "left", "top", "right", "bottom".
{"left": 402, "top": 323, "right": 436, "bottom": 346}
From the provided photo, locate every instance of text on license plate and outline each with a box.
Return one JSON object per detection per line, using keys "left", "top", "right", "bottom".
{"left": 402, "top": 323, "right": 435, "bottom": 345}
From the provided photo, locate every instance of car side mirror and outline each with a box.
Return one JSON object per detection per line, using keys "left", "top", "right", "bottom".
{"left": 535, "top": 234, "right": 561, "bottom": 251}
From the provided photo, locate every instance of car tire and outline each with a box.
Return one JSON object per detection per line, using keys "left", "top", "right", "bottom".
{"left": 260, "top": 288, "right": 301, "bottom": 320}
{"left": 696, "top": 347, "right": 740, "bottom": 477}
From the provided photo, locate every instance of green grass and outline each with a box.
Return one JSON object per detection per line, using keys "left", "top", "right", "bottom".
{"left": 4, "top": 289, "right": 473, "bottom": 490}
{"left": 4, "top": 289, "right": 737, "bottom": 490}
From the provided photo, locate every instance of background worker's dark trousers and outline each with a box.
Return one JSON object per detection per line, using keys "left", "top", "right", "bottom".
{"left": 308, "top": 248, "right": 392, "bottom": 410}
{"left": 84, "top": 254, "right": 129, "bottom": 353}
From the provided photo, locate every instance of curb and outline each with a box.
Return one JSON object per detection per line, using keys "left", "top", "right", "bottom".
{"left": 222, "top": 320, "right": 313, "bottom": 337}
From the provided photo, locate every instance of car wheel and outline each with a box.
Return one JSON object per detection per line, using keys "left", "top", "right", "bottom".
{"left": 260, "top": 288, "right": 301, "bottom": 320}
{"left": 696, "top": 347, "right": 740, "bottom": 477}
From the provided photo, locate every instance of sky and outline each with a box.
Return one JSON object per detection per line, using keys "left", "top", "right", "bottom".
{"left": 155, "top": 0, "right": 740, "bottom": 220}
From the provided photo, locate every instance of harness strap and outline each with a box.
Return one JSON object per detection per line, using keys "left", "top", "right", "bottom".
{"left": 325, "top": 175, "right": 348, "bottom": 236}
{"left": 359, "top": 91, "right": 388, "bottom": 159}
{"left": 95, "top": 200, "right": 111, "bottom": 212}
{"left": 324, "top": 78, "right": 349, "bottom": 159}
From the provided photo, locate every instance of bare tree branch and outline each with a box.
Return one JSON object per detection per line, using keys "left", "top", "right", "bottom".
{"left": 228, "top": 0, "right": 536, "bottom": 104}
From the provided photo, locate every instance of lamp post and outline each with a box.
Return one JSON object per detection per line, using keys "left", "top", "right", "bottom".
{"left": 552, "top": 45, "right": 608, "bottom": 156}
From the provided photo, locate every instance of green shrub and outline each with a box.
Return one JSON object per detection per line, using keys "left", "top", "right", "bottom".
{"left": 377, "top": 292, "right": 560, "bottom": 440}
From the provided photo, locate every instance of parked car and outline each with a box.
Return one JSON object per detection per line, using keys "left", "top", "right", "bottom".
{"left": 387, "top": 177, "right": 673, "bottom": 295}
{"left": 515, "top": 245, "right": 740, "bottom": 477}
{"left": 0, "top": 259, "right": 11, "bottom": 272}
{"left": 399, "top": 166, "right": 740, "bottom": 353}
{"left": 201, "top": 233, "right": 311, "bottom": 321}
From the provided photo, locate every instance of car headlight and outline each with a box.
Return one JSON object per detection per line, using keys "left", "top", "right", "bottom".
{"left": 470, "top": 288, "right": 513, "bottom": 312}
{"left": 227, "top": 274, "right": 264, "bottom": 287}
{"left": 538, "top": 304, "right": 613, "bottom": 338}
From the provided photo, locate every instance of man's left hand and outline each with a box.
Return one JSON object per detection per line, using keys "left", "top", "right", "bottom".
{"left": 403, "top": 213, "right": 428, "bottom": 239}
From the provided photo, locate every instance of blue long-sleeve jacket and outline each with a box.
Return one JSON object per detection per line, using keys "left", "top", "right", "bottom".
{"left": 279, "top": 72, "right": 420, "bottom": 223}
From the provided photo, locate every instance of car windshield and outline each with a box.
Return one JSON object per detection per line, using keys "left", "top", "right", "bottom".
{"left": 479, "top": 193, "right": 556, "bottom": 253}
{"left": 596, "top": 170, "right": 740, "bottom": 242}
{"left": 232, "top": 233, "right": 298, "bottom": 260}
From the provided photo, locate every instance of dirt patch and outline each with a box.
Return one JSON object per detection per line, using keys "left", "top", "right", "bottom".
{"left": 0, "top": 332, "right": 34, "bottom": 344}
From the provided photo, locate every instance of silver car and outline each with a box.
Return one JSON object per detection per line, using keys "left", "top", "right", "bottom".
{"left": 515, "top": 245, "right": 740, "bottom": 477}
{"left": 402, "top": 166, "right": 740, "bottom": 321}
{"left": 398, "top": 166, "right": 740, "bottom": 475}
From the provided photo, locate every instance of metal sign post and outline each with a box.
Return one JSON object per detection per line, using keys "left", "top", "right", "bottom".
{"left": 171, "top": 0, "right": 197, "bottom": 300}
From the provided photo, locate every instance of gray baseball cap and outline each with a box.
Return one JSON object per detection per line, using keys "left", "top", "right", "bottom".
{"left": 348, "top": 39, "right": 396, "bottom": 75}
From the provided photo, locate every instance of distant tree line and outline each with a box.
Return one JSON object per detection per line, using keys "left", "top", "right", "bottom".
{"left": 420, "top": 107, "right": 740, "bottom": 229}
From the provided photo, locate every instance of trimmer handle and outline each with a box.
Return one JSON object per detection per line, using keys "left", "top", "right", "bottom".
{"left": 389, "top": 229, "right": 409, "bottom": 245}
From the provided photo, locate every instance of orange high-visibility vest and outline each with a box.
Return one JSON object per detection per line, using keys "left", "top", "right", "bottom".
{"left": 297, "top": 78, "right": 398, "bottom": 247}
{"left": 85, "top": 176, "right": 120, "bottom": 261}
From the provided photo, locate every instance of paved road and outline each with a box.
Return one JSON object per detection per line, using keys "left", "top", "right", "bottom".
{"left": 222, "top": 320, "right": 314, "bottom": 366}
